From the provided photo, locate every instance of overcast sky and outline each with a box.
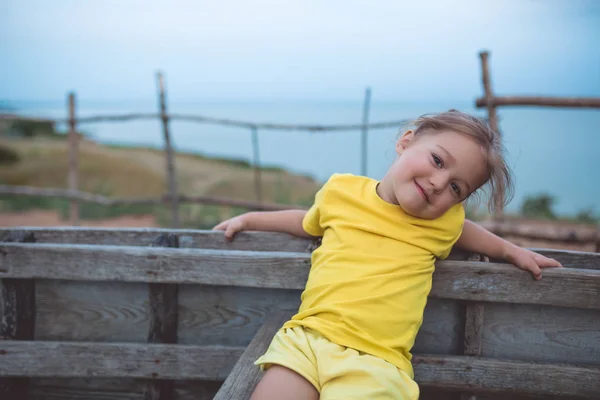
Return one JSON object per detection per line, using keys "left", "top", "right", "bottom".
{"left": 2, "top": 0, "right": 599, "bottom": 102}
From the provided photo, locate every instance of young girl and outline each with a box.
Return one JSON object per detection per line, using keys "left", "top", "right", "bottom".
{"left": 213, "top": 110, "right": 562, "bottom": 400}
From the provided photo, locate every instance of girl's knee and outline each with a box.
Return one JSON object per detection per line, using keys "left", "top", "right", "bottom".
{"left": 251, "top": 365, "right": 319, "bottom": 400}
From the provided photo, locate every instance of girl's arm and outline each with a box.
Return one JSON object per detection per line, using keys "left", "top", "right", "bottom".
{"left": 457, "top": 219, "right": 562, "bottom": 280}
{"left": 213, "top": 209, "right": 313, "bottom": 241}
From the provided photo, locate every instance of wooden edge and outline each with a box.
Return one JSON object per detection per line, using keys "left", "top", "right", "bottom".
{"left": 0, "top": 228, "right": 317, "bottom": 253}
{"left": 145, "top": 233, "right": 180, "bottom": 400}
{"left": 413, "top": 354, "right": 600, "bottom": 398}
{"left": 1, "top": 228, "right": 596, "bottom": 266}
{"left": 1, "top": 243, "right": 598, "bottom": 309}
{"left": 1, "top": 341, "right": 597, "bottom": 398}
{"left": 0, "top": 341, "right": 244, "bottom": 380}
{"left": 1, "top": 231, "right": 36, "bottom": 400}
{"left": 214, "top": 311, "right": 291, "bottom": 400}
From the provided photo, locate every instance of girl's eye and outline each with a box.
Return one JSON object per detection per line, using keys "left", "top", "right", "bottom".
{"left": 451, "top": 182, "right": 461, "bottom": 196}
{"left": 432, "top": 154, "right": 443, "bottom": 168}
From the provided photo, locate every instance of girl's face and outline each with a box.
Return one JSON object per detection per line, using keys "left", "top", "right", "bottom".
{"left": 379, "top": 130, "right": 489, "bottom": 220}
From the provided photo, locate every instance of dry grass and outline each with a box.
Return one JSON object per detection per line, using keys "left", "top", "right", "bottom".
{"left": 0, "top": 137, "right": 321, "bottom": 228}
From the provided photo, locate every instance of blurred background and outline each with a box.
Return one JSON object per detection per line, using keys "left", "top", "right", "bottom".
{"left": 1, "top": 0, "right": 599, "bottom": 247}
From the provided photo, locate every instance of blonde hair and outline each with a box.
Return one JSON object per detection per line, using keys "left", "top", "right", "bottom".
{"left": 408, "top": 109, "right": 513, "bottom": 212}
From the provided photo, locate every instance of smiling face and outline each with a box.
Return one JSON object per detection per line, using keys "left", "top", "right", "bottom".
{"left": 377, "top": 129, "right": 489, "bottom": 219}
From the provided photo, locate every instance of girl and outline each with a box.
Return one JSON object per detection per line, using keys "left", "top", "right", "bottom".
{"left": 214, "top": 110, "right": 561, "bottom": 399}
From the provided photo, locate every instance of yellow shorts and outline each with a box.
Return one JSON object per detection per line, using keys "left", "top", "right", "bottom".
{"left": 255, "top": 326, "right": 419, "bottom": 399}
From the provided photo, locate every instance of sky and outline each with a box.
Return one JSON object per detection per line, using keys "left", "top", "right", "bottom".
{"left": 1, "top": 0, "right": 600, "bottom": 103}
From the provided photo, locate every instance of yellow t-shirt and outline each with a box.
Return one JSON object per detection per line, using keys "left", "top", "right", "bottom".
{"left": 282, "top": 173, "right": 464, "bottom": 377}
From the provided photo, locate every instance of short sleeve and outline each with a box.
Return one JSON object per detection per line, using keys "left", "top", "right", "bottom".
{"left": 301, "top": 178, "right": 331, "bottom": 237}
{"left": 436, "top": 204, "right": 466, "bottom": 260}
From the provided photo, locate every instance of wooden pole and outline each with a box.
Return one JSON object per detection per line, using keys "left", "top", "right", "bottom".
{"left": 156, "top": 72, "right": 180, "bottom": 228}
{"left": 479, "top": 51, "right": 502, "bottom": 219}
{"left": 250, "top": 126, "right": 262, "bottom": 203}
{"left": 479, "top": 51, "right": 499, "bottom": 134}
{"left": 67, "top": 92, "right": 79, "bottom": 226}
{"left": 361, "top": 87, "right": 371, "bottom": 176}
{"left": 475, "top": 96, "right": 600, "bottom": 109}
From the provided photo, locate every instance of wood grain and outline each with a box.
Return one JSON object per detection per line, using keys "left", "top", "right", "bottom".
{"left": 178, "top": 285, "right": 300, "bottom": 346}
{"left": 145, "top": 233, "right": 180, "bottom": 400}
{"left": 2, "top": 243, "right": 598, "bottom": 309}
{"left": 481, "top": 303, "right": 600, "bottom": 366}
{"left": 0, "top": 228, "right": 317, "bottom": 253}
{"left": 3, "top": 342, "right": 597, "bottom": 398}
{"left": 0, "top": 341, "right": 243, "bottom": 380}
{"left": 413, "top": 354, "right": 600, "bottom": 397}
{"left": 1, "top": 230, "right": 36, "bottom": 400}
{"left": 3, "top": 227, "right": 596, "bottom": 268}
{"left": 35, "top": 281, "right": 149, "bottom": 342}
{"left": 214, "top": 311, "right": 290, "bottom": 400}
{"left": 412, "top": 298, "right": 463, "bottom": 355}
{"left": 28, "top": 379, "right": 222, "bottom": 400}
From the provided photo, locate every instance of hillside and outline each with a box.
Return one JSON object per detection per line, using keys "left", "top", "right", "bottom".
{"left": 0, "top": 137, "right": 321, "bottom": 228}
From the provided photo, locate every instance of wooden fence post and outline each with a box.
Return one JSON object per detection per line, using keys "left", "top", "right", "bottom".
{"left": 361, "top": 87, "right": 371, "bottom": 176}
{"left": 479, "top": 51, "right": 503, "bottom": 219}
{"left": 156, "top": 72, "right": 180, "bottom": 228}
{"left": 144, "top": 233, "right": 180, "bottom": 400}
{"left": 251, "top": 126, "right": 262, "bottom": 203}
{"left": 68, "top": 92, "right": 79, "bottom": 226}
{"left": 0, "top": 231, "right": 36, "bottom": 400}
{"left": 460, "top": 253, "right": 489, "bottom": 400}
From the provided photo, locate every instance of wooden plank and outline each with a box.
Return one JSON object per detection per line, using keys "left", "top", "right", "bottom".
{"left": 412, "top": 298, "right": 463, "bottom": 355}
{"left": 3, "top": 342, "right": 598, "bottom": 398}
{"left": 526, "top": 248, "right": 600, "bottom": 270}
{"left": 0, "top": 228, "right": 318, "bottom": 253}
{"left": 2, "top": 243, "right": 598, "bottom": 310}
{"left": 475, "top": 95, "right": 600, "bottom": 109}
{"left": 481, "top": 303, "right": 600, "bottom": 366}
{"left": 29, "top": 379, "right": 223, "bottom": 400}
{"left": 178, "top": 285, "right": 300, "bottom": 346}
{"left": 4, "top": 228, "right": 595, "bottom": 268}
{"left": 1, "top": 230, "right": 36, "bottom": 400}
{"left": 214, "top": 311, "right": 290, "bottom": 400}
{"left": 145, "top": 234, "right": 180, "bottom": 400}
{"left": 35, "top": 281, "right": 150, "bottom": 342}
{"left": 430, "top": 261, "right": 600, "bottom": 310}
{"left": 0, "top": 341, "right": 243, "bottom": 380}
{"left": 0, "top": 243, "right": 311, "bottom": 288}
{"left": 412, "top": 355, "right": 600, "bottom": 398}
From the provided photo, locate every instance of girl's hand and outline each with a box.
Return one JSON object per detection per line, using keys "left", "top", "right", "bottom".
{"left": 213, "top": 214, "right": 249, "bottom": 241}
{"left": 504, "top": 245, "right": 562, "bottom": 280}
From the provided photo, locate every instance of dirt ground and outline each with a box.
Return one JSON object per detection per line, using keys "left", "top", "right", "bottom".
{"left": 0, "top": 210, "right": 157, "bottom": 228}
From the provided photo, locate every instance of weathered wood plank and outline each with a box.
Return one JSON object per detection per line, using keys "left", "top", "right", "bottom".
{"left": 413, "top": 354, "right": 600, "bottom": 398}
{"left": 34, "top": 281, "right": 299, "bottom": 346}
{"left": 0, "top": 228, "right": 318, "bottom": 253}
{"left": 3, "top": 342, "right": 598, "bottom": 398}
{"left": 214, "top": 311, "right": 290, "bottom": 400}
{"left": 3, "top": 227, "right": 597, "bottom": 269}
{"left": 481, "top": 303, "right": 600, "bottom": 366}
{"left": 145, "top": 234, "right": 180, "bottom": 400}
{"left": 178, "top": 285, "right": 300, "bottom": 346}
{"left": 0, "top": 243, "right": 311, "bottom": 289}
{"left": 1, "top": 230, "right": 36, "bottom": 400}
{"left": 35, "top": 281, "right": 150, "bottom": 342}
{"left": 1, "top": 243, "right": 598, "bottom": 310}
{"left": 29, "top": 379, "right": 222, "bottom": 400}
{"left": 412, "top": 298, "right": 463, "bottom": 355}
{"left": 0, "top": 341, "right": 243, "bottom": 380}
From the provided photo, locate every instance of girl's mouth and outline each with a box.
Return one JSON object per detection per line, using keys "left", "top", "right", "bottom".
{"left": 414, "top": 181, "right": 430, "bottom": 203}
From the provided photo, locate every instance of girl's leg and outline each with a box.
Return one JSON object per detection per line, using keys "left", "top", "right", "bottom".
{"left": 251, "top": 365, "right": 319, "bottom": 400}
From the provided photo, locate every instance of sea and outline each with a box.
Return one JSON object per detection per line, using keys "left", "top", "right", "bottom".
{"left": 5, "top": 99, "right": 600, "bottom": 218}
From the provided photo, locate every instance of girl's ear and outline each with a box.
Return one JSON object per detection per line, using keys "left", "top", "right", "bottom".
{"left": 396, "top": 130, "right": 415, "bottom": 155}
